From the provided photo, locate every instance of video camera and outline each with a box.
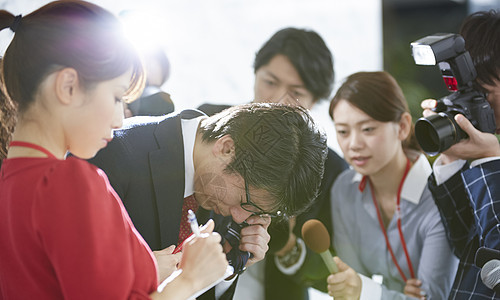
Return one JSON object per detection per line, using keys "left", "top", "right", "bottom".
{"left": 410, "top": 33, "right": 496, "bottom": 156}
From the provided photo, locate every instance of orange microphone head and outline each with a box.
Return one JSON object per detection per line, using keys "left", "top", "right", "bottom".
{"left": 301, "top": 219, "right": 330, "bottom": 253}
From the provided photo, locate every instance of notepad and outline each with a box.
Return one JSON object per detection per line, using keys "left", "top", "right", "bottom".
{"left": 157, "top": 265, "right": 235, "bottom": 299}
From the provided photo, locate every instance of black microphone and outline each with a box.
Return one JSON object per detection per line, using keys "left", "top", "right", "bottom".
{"left": 301, "top": 219, "right": 338, "bottom": 273}
{"left": 475, "top": 247, "right": 500, "bottom": 268}
{"left": 475, "top": 247, "right": 500, "bottom": 293}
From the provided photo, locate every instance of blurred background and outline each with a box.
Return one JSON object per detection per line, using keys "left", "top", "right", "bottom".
{"left": 1, "top": 0, "right": 499, "bottom": 153}
{"left": 1, "top": 0, "right": 498, "bottom": 153}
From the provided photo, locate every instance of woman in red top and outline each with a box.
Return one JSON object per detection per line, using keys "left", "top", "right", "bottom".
{"left": 0, "top": 1, "right": 228, "bottom": 299}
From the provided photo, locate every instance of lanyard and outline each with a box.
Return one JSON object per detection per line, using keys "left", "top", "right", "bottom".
{"left": 364, "top": 157, "right": 415, "bottom": 282}
{"left": 8, "top": 141, "right": 57, "bottom": 159}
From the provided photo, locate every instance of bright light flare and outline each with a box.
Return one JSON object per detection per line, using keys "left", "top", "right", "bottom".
{"left": 411, "top": 44, "right": 436, "bottom": 66}
{"left": 119, "top": 9, "right": 167, "bottom": 54}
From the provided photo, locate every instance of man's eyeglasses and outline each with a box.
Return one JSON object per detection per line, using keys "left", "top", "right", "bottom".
{"left": 240, "top": 180, "right": 283, "bottom": 218}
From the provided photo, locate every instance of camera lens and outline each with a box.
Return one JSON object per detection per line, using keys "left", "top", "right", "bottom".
{"left": 415, "top": 113, "right": 460, "bottom": 156}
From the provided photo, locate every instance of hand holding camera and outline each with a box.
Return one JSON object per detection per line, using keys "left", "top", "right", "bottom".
{"left": 411, "top": 33, "right": 497, "bottom": 157}
{"left": 421, "top": 99, "right": 500, "bottom": 162}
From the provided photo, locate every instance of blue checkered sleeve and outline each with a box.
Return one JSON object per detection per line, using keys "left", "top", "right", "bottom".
{"left": 428, "top": 162, "right": 475, "bottom": 258}
{"left": 429, "top": 159, "right": 500, "bottom": 299}
{"left": 463, "top": 160, "right": 500, "bottom": 248}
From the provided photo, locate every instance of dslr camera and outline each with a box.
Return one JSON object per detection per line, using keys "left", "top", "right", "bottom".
{"left": 411, "top": 33, "right": 496, "bottom": 156}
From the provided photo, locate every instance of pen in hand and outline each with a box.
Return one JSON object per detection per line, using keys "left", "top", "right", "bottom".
{"left": 188, "top": 209, "right": 200, "bottom": 237}
{"left": 188, "top": 210, "right": 235, "bottom": 283}
{"left": 172, "top": 210, "right": 199, "bottom": 254}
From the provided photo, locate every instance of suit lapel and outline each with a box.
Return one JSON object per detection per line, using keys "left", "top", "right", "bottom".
{"left": 149, "top": 110, "right": 206, "bottom": 248}
{"left": 149, "top": 114, "right": 185, "bottom": 248}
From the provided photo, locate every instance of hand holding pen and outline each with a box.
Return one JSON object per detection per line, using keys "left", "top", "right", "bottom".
{"left": 155, "top": 210, "right": 206, "bottom": 282}
{"left": 176, "top": 218, "right": 229, "bottom": 294}
{"left": 157, "top": 210, "right": 220, "bottom": 282}
{"left": 156, "top": 209, "right": 234, "bottom": 298}
{"left": 172, "top": 209, "right": 200, "bottom": 254}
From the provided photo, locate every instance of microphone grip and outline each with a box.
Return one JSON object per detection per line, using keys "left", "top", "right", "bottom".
{"left": 320, "top": 251, "right": 338, "bottom": 274}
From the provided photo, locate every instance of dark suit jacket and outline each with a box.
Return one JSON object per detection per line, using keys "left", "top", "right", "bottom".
{"left": 128, "top": 86, "right": 175, "bottom": 117}
{"left": 89, "top": 110, "right": 235, "bottom": 300}
{"left": 198, "top": 103, "right": 349, "bottom": 300}
{"left": 197, "top": 103, "right": 232, "bottom": 117}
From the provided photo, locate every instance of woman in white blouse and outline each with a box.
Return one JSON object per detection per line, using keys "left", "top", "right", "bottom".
{"left": 326, "top": 71, "right": 458, "bottom": 300}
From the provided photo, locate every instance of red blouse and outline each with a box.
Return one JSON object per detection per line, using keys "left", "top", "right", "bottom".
{"left": 0, "top": 157, "right": 158, "bottom": 299}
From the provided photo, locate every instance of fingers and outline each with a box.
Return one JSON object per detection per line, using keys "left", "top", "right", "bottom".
{"left": 333, "top": 256, "right": 350, "bottom": 272}
{"left": 240, "top": 223, "right": 270, "bottom": 245}
{"left": 421, "top": 99, "right": 437, "bottom": 118}
{"left": 327, "top": 270, "right": 347, "bottom": 287}
{"left": 326, "top": 271, "right": 358, "bottom": 299}
{"left": 179, "top": 231, "right": 228, "bottom": 291}
{"left": 404, "top": 279, "right": 422, "bottom": 297}
{"left": 326, "top": 257, "right": 362, "bottom": 299}
{"left": 181, "top": 232, "right": 225, "bottom": 268}
{"left": 205, "top": 231, "right": 222, "bottom": 244}
{"left": 326, "top": 258, "right": 349, "bottom": 287}
{"left": 154, "top": 245, "right": 180, "bottom": 260}
{"left": 154, "top": 245, "right": 182, "bottom": 281}
{"left": 200, "top": 219, "right": 215, "bottom": 234}
{"left": 404, "top": 278, "right": 427, "bottom": 300}
{"left": 158, "top": 245, "right": 176, "bottom": 254}
{"left": 239, "top": 223, "right": 270, "bottom": 265}
{"left": 421, "top": 99, "right": 437, "bottom": 110}
{"left": 245, "top": 214, "right": 271, "bottom": 229}
{"left": 288, "top": 216, "right": 296, "bottom": 231}
{"left": 181, "top": 219, "right": 218, "bottom": 248}
{"left": 187, "top": 231, "right": 223, "bottom": 250}
{"left": 327, "top": 276, "right": 347, "bottom": 296}
{"left": 454, "top": 114, "right": 475, "bottom": 135}
{"left": 186, "top": 228, "right": 222, "bottom": 245}
{"left": 405, "top": 278, "right": 422, "bottom": 286}
{"left": 441, "top": 114, "right": 500, "bottom": 159}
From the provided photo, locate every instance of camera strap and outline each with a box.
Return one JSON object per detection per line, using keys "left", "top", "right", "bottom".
{"left": 367, "top": 157, "right": 415, "bottom": 282}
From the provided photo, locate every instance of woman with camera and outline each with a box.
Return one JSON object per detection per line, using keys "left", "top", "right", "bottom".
{"left": 326, "top": 71, "right": 458, "bottom": 299}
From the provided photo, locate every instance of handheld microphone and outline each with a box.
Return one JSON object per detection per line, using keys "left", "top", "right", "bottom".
{"left": 475, "top": 247, "right": 500, "bottom": 268}
{"left": 475, "top": 247, "right": 500, "bottom": 293}
{"left": 480, "top": 259, "right": 500, "bottom": 293}
{"left": 301, "top": 219, "right": 338, "bottom": 273}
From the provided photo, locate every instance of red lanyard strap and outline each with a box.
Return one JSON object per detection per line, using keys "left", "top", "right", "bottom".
{"left": 369, "top": 157, "right": 415, "bottom": 282}
{"left": 8, "top": 141, "right": 56, "bottom": 159}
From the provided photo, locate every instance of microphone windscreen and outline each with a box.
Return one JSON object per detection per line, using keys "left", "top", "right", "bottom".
{"left": 475, "top": 247, "right": 500, "bottom": 268}
{"left": 301, "top": 219, "right": 330, "bottom": 253}
{"left": 480, "top": 259, "right": 500, "bottom": 291}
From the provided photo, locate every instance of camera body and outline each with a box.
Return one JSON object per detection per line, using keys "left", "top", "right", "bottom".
{"left": 411, "top": 33, "right": 496, "bottom": 156}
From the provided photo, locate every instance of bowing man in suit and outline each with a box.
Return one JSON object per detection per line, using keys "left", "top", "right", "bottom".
{"left": 198, "top": 27, "right": 348, "bottom": 300}
{"left": 89, "top": 103, "right": 328, "bottom": 299}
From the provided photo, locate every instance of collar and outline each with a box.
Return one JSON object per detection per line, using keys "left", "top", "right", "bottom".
{"left": 181, "top": 115, "right": 206, "bottom": 197}
{"left": 354, "top": 153, "right": 432, "bottom": 205}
